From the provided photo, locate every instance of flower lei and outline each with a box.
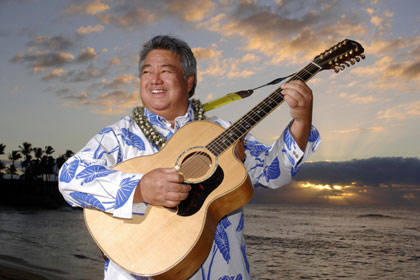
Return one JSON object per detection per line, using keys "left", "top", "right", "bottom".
{"left": 132, "top": 99, "right": 206, "bottom": 149}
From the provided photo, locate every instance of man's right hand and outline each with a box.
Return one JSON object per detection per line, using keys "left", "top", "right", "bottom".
{"left": 134, "top": 167, "right": 191, "bottom": 208}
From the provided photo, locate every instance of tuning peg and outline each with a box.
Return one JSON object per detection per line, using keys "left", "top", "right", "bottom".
{"left": 344, "top": 62, "right": 350, "bottom": 67}
{"left": 350, "top": 59, "right": 356, "bottom": 65}
{"left": 334, "top": 67, "right": 340, "bottom": 73}
{"left": 340, "top": 64, "right": 346, "bottom": 70}
{"left": 361, "top": 54, "right": 366, "bottom": 59}
{"left": 355, "top": 56, "right": 360, "bottom": 62}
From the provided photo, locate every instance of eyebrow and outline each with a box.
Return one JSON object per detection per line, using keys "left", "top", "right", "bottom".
{"left": 142, "top": 63, "right": 177, "bottom": 70}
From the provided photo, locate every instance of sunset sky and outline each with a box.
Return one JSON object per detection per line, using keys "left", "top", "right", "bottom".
{"left": 1, "top": 0, "right": 419, "bottom": 206}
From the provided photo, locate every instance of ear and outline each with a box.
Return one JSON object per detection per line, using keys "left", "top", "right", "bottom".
{"left": 186, "top": 75, "right": 194, "bottom": 93}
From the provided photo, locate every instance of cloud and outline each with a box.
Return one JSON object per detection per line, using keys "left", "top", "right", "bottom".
{"left": 64, "top": 0, "right": 110, "bottom": 15}
{"left": 198, "top": 1, "right": 367, "bottom": 65}
{"left": 103, "top": 74, "right": 136, "bottom": 89}
{"left": 11, "top": 50, "right": 75, "bottom": 71}
{"left": 77, "top": 47, "right": 97, "bottom": 62}
{"left": 294, "top": 157, "right": 420, "bottom": 187}
{"left": 333, "top": 126, "right": 385, "bottom": 134}
{"left": 27, "top": 35, "right": 75, "bottom": 51}
{"left": 76, "top": 24, "right": 104, "bottom": 35}
{"left": 42, "top": 68, "right": 65, "bottom": 81}
{"left": 62, "top": 68, "right": 104, "bottom": 83}
{"left": 251, "top": 157, "right": 420, "bottom": 206}
{"left": 376, "top": 100, "right": 420, "bottom": 120}
{"left": 97, "top": 7, "right": 158, "bottom": 28}
{"left": 166, "top": 0, "right": 215, "bottom": 22}
{"left": 61, "top": 89, "right": 140, "bottom": 115}
{"left": 192, "top": 47, "right": 222, "bottom": 61}
{"left": 338, "top": 92, "right": 378, "bottom": 104}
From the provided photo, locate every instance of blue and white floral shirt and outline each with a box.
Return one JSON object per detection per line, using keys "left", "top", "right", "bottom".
{"left": 59, "top": 101, "right": 320, "bottom": 280}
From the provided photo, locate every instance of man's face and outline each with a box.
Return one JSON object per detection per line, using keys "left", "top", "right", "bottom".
{"left": 140, "top": 49, "right": 193, "bottom": 122}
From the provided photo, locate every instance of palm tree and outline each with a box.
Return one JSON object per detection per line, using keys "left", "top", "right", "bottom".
{"left": 55, "top": 150, "right": 74, "bottom": 180}
{"left": 18, "top": 142, "right": 32, "bottom": 173}
{"left": 8, "top": 150, "right": 22, "bottom": 179}
{"left": 6, "top": 164, "right": 18, "bottom": 180}
{"left": 42, "top": 145, "right": 55, "bottom": 181}
{"left": 0, "top": 143, "right": 5, "bottom": 179}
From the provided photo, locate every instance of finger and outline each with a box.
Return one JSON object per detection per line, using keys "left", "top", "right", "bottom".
{"left": 166, "top": 191, "right": 189, "bottom": 202}
{"left": 281, "top": 81, "right": 311, "bottom": 97}
{"left": 161, "top": 168, "right": 185, "bottom": 183}
{"left": 168, "top": 183, "right": 191, "bottom": 193}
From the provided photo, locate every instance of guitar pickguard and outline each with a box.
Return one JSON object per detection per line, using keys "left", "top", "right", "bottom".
{"left": 177, "top": 165, "right": 224, "bottom": 216}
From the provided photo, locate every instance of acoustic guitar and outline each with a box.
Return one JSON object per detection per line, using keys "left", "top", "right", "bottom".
{"left": 84, "top": 39, "right": 365, "bottom": 279}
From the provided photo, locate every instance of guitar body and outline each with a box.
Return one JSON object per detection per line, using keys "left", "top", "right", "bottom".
{"left": 84, "top": 120, "right": 254, "bottom": 279}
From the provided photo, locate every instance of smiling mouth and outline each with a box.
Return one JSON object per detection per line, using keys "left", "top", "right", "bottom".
{"left": 150, "top": 89, "right": 167, "bottom": 94}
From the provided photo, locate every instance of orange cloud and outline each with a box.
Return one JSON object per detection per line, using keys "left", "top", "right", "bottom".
{"left": 64, "top": 1, "right": 109, "bottom": 15}
{"left": 63, "top": 90, "right": 140, "bottom": 115}
{"left": 97, "top": 8, "right": 157, "bottom": 27}
{"left": 166, "top": 0, "right": 214, "bottom": 22}
{"left": 76, "top": 24, "right": 104, "bottom": 35}
{"left": 338, "top": 92, "right": 377, "bottom": 104}
{"left": 376, "top": 101, "right": 420, "bottom": 121}
{"left": 192, "top": 47, "right": 222, "bottom": 61}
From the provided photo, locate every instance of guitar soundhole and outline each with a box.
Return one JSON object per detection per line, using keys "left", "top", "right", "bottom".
{"left": 180, "top": 152, "right": 212, "bottom": 180}
{"left": 177, "top": 165, "right": 224, "bottom": 217}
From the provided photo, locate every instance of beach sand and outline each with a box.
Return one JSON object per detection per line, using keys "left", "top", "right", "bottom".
{"left": 0, "top": 263, "right": 49, "bottom": 280}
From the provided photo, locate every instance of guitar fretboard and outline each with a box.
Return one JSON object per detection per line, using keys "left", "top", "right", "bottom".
{"left": 206, "top": 61, "right": 322, "bottom": 156}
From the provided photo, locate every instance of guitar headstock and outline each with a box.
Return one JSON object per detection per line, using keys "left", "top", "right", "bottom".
{"left": 314, "top": 39, "right": 365, "bottom": 73}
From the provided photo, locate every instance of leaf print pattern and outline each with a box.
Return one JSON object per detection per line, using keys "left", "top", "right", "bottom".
{"left": 98, "top": 127, "right": 113, "bottom": 135}
{"left": 69, "top": 192, "right": 105, "bottom": 211}
{"left": 236, "top": 213, "right": 244, "bottom": 232}
{"left": 120, "top": 128, "right": 145, "bottom": 151}
{"left": 59, "top": 159, "right": 79, "bottom": 183}
{"left": 245, "top": 140, "right": 270, "bottom": 157}
{"left": 215, "top": 222, "right": 231, "bottom": 264}
{"left": 241, "top": 239, "right": 249, "bottom": 273}
{"left": 256, "top": 157, "right": 281, "bottom": 182}
{"left": 76, "top": 165, "right": 117, "bottom": 185}
{"left": 308, "top": 126, "right": 320, "bottom": 142}
{"left": 283, "top": 126, "right": 295, "bottom": 151}
{"left": 115, "top": 176, "right": 139, "bottom": 209}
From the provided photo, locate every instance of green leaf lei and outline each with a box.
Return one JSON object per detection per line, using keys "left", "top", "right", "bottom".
{"left": 132, "top": 99, "right": 206, "bottom": 149}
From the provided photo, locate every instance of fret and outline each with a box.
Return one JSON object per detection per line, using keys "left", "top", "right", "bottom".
{"left": 207, "top": 62, "right": 321, "bottom": 156}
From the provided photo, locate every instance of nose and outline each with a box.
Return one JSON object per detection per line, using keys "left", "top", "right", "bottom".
{"left": 151, "top": 72, "right": 163, "bottom": 85}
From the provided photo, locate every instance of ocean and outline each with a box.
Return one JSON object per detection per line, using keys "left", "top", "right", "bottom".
{"left": 0, "top": 204, "right": 419, "bottom": 280}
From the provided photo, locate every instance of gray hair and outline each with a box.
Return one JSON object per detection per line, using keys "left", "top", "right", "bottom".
{"left": 138, "top": 35, "right": 197, "bottom": 98}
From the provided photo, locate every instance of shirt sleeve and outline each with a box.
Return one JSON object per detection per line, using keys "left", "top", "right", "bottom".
{"left": 58, "top": 119, "right": 147, "bottom": 219}
{"left": 243, "top": 122, "right": 321, "bottom": 188}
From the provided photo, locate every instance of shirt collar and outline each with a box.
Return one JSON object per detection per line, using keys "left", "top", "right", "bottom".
{"left": 143, "top": 101, "right": 195, "bottom": 132}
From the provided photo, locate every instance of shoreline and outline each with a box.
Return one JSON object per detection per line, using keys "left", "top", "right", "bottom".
{"left": 0, "top": 262, "right": 50, "bottom": 280}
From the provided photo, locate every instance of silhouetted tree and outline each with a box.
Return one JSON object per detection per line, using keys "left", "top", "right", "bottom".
{"left": 0, "top": 143, "right": 5, "bottom": 179}
{"left": 6, "top": 165, "right": 18, "bottom": 180}
{"left": 42, "top": 146, "right": 55, "bottom": 181}
{"left": 18, "top": 142, "right": 33, "bottom": 174}
{"left": 8, "top": 151, "right": 22, "bottom": 179}
{"left": 55, "top": 150, "right": 74, "bottom": 180}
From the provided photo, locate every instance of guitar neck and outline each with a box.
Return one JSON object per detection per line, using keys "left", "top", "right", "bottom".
{"left": 206, "top": 61, "right": 322, "bottom": 156}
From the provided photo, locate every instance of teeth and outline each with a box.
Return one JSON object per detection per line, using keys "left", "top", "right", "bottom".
{"left": 151, "top": 89, "right": 165, "bottom": 94}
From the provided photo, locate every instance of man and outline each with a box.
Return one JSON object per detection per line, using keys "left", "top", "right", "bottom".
{"left": 59, "top": 35, "right": 320, "bottom": 280}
